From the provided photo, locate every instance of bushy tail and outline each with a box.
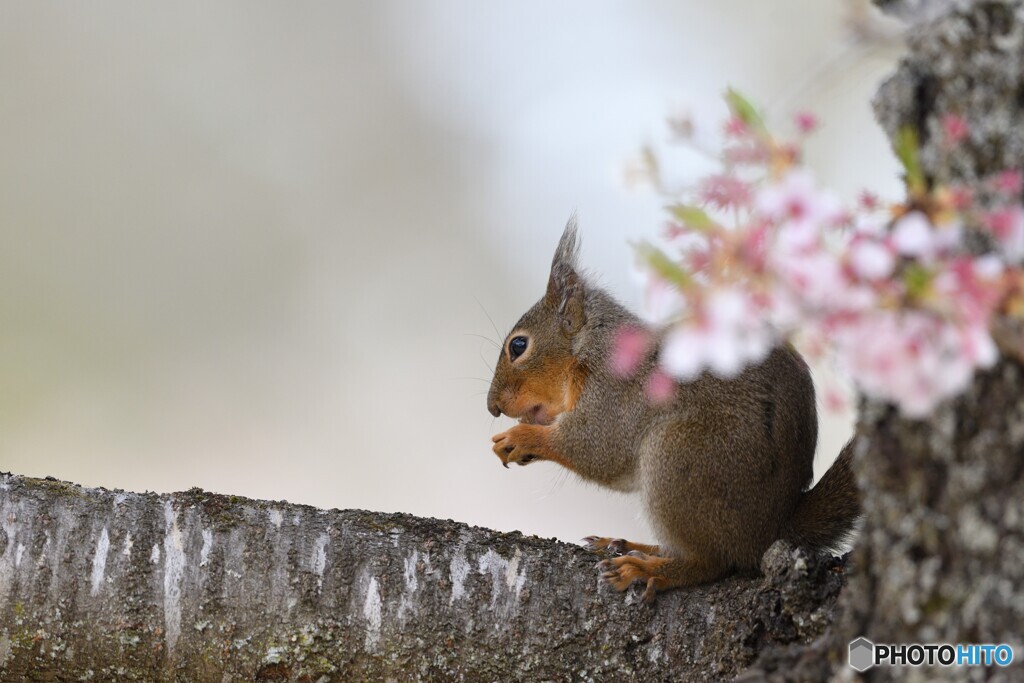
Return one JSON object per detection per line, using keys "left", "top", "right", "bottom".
{"left": 784, "top": 440, "right": 862, "bottom": 554}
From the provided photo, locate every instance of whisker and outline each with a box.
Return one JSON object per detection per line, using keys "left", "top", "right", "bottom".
{"left": 546, "top": 468, "right": 571, "bottom": 495}
{"left": 462, "top": 333, "right": 501, "bottom": 349}
{"left": 479, "top": 344, "right": 495, "bottom": 374}
{"left": 473, "top": 295, "right": 504, "bottom": 345}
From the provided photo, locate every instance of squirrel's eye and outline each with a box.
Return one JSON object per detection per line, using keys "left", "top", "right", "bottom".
{"left": 509, "top": 336, "right": 528, "bottom": 361}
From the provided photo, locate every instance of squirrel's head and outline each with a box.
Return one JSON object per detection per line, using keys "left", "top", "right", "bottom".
{"left": 487, "top": 216, "right": 589, "bottom": 425}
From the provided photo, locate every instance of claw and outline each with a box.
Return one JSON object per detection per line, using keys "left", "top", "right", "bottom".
{"left": 581, "top": 536, "right": 615, "bottom": 553}
{"left": 642, "top": 577, "right": 658, "bottom": 604}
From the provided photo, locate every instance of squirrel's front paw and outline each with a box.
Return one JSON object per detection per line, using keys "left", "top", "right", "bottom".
{"left": 491, "top": 424, "right": 544, "bottom": 468}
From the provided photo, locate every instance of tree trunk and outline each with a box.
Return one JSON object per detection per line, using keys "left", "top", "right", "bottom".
{"left": 841, "top": 3, "right": 1024, "bottom": 680}
{"left": 0, "top": 473, "right": 843, "bottom": 682}
{"left": 747, "top": 3, "right": 1024, "bottom": 681}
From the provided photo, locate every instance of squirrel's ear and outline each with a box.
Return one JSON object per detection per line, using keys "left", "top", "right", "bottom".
{"left": 545, "top": 215, "right": 586, "bottom": 336}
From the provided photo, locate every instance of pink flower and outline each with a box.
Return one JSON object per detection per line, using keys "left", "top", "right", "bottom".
{"left": 645, "top": 370, "right": 676, "bottom": 403}
{"left": 964, "top": 322, "right": 999, "bottom": 367}
{"left": 610, "top": 327, "right": 651, "bottom": 377}
{"left": 835, "top": 311, "right": 996, "bottom": 418}
{"left": 633, "top": 267, "right": 686, "bottom": 324}
{"left": 982, "top": 206, "right": 1024, "bottom": 261}
{"left": 942, "top": 114, "right": 969, "bottom": 146}
{"left": 992, "top": 170, "right": 1023, "bottom": 196}
{"left": 757, "top": 171, "right": 842, "bottom": 248}
{"left": 772, "top": 249, "right": 875, "bottom": 316}
{"left": 699, "top": 174, "right": 753, "bottom": 209}
{"left": 724, "top": 116, "right": 748, "bottom": 137}
{"left": 723, "top": 143, "right": 769, "bottom": 166}
{"left": 628, "top": 97, "right": 1020, "bottom": 419}
{"left": 823, "top": 386, "right": 848, "bottom": 412}
{"left": 858, "top": 191, "right": 880, "bottom": 211}
{"left": 659, "top": 288, "right": 774, "bottom": 380}
{"left": 891, "top": 211, "right": 937, "bottom": 257}
{"left": 853, "top": 213, "right": 887, "bottom": 237}
{"left": 849, "top": 239, "right": 896, "bottom": 281}
{"left": 973, "top": 254, "right": 1004, "bottom": 280}
{"left": 794, "top": 111, "right": 818, "bottom": 134}
{"left": 932, "top": 259, "right": 1001, "bottom": 326}
{"left": 946, "top": 185, "right": 974, "bottom": 211}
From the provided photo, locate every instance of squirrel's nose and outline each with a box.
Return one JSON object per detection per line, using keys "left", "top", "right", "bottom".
{"left": 487, "top": 382, "right": 503, "bottom": 417}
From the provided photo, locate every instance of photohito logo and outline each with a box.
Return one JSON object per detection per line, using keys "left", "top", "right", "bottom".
{"left": 849, "top": 638, "right": 1014, "bottom": 671}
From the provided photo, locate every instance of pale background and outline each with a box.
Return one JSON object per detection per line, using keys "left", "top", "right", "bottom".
{"left": 1, "top": 2, "right": 903, "bottom": 543}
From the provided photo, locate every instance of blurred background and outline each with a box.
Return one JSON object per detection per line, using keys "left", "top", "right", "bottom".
{"left": 1, "top": 1, "right": 904, "bottom": 542}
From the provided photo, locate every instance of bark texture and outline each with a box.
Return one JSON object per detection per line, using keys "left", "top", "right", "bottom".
{"left": 840, "top": 5, "right": 1024, "bottom": 679}
{"left": 748, "top": 3, "right": 1024, "bottom": 681}
{"left": 742, "top": 4, "right": 1024, "bottom": 681}
{"left": 0, "top": 473, "right": 844, "bottom": 682}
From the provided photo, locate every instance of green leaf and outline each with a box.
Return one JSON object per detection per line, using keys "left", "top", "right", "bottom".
{"left": 725, "top": 88, "right": 767, "bottom": 136}
{"left": 635, "top": 242, "right": 693, "bottom": 290}
{"left": 903, "top": 261, "right": 933, "bottom": 298}
{"left": 894, "top": 127, "right": 926, "bottom": 195}
{"left": 667, "top": 204, "right": 717, "bottom": 232}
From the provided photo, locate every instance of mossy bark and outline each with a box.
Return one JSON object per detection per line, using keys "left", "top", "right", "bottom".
{"left": 0, "top": 473, "right": 843, "bottom": 682}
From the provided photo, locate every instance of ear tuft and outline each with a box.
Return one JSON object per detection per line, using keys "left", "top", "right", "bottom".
{"left": 546, "top": 214, "right": 585, "bottom": 335}
{"left": 551, "top": 213, "right": 581, "bottom": 274}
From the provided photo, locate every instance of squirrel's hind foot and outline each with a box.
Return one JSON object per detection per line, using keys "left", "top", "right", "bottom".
{"left": 598, "top": 552, "right": 670, "bottom": 604}
{"left": 598, "top": 552, "right": 725, "bottom": 604}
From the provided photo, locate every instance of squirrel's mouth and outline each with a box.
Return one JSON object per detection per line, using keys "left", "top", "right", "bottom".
{"left": 519, "top": 404, "right": 555, "bottom": 426}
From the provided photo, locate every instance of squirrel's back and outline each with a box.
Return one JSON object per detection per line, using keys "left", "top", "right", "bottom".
{"left": 636, "top": 344, "right": 824, "bottom": 568}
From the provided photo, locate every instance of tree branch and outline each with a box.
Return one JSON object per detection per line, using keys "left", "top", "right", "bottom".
{"left": 0, "top": 473, "right": 843, "bottom": 681}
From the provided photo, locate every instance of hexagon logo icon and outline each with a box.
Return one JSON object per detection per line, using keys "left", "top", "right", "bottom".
{"left": 849, "top": 637, "right": 875, "bottom": 672}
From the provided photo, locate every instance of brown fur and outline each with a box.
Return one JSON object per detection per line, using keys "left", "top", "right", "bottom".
{"left": 496, "top": 353, "right": 589, "bottom": 427}
{"left": 487, "top": 217, "right": 862, "bottom": 601}
{"left": 491, "top": 423, "right": 577, "bottom": 472}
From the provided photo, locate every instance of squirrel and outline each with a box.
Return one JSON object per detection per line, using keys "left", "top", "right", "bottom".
{"left": 487, "top": 217, "right": 861, "bottom": 603}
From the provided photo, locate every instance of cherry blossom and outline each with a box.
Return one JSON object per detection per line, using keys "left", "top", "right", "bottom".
{"left": 794, "top": 112, "right": 818, "bottom": 134}
{"left": 942, "top": 114, "right": 969, "bottom": 146}
{"left": 992, "top": 170, "right": 1023, "bottom": 196}
{"left": 891, "top": 211, "right": 937, "bottom": 258}
{"left": 659, "top": 287, "right": 774, "bottom": 381}
{"left": 615, "top": 92, "right": 1024, "bottom": 418}
{"left": 982, "top": 207, "right": 1024, "bottom": 261}
{"left": 610, "top": 327, "right": 650, "bottom": 378}
{"left": 848, "top": 239, "right": 896, "bottom": 281}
